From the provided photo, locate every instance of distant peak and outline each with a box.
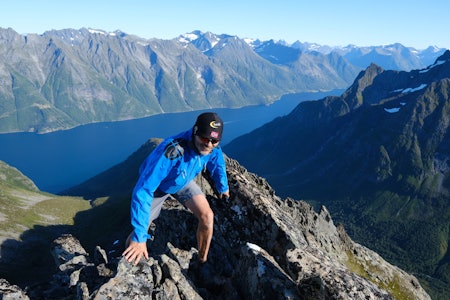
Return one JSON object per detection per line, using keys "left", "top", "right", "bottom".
{"left": 87, "top": 28, "right": 122, "bottom": 37}
{"left": 435, "top": 49, "right": 450, "bottom": 62}
{"left": 355, "top": 63, "right": 384, "bottom": 83}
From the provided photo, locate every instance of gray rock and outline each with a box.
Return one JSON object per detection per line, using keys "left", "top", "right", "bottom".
{"left": 0, "top": 279, "right": 30, "bottom": 300}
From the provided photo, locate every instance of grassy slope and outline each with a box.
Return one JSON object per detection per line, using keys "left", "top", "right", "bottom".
{"left": 0, "top": 161, "right": 92, "bottom": 286}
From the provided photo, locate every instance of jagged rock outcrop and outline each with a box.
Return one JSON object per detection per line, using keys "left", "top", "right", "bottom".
{"left": 0, "top": 279, "right": 29, "bottom": 300}
{"left": 0, "top": 157, "right": 430, "bottom": 299}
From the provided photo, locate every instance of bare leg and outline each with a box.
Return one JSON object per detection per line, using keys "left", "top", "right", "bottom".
{"left": 184, "top": 194, "right": 214, "bottom": 263}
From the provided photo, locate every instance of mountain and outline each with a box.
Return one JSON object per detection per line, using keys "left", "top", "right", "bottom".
{"left": 0, "top": 28, "right": 359, "bottom": 134}
{"left": 288, "top": 41, "right": 447, "bottom": 71}
{"left": 0, "top": 150, "right": 430, "bottom": 299}
{"left": 223, "top": 51, "right": 450, "bottom": 299}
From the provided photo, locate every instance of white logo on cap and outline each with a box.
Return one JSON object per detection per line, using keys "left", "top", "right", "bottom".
{"left": 210, "top": 121, "right": 221, "bottom": 128}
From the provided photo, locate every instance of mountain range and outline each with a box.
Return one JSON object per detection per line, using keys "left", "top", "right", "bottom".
{"left": 0, "top": 27, "right": 445, "bottom": 133}
{"left": 223, "top": 50, "right": 450, "bottom": 299}
{"left": 289, "top": 41, "right": 444, "bottom": 71}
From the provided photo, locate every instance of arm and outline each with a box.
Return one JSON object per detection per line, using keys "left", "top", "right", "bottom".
{"left": 206, "top": 147, "right": 229, "bottom": 196}
{"left": 131, "top": 147, "right": 173, "bottom": 243}
{"left": 123, "top": 143, "right": 174, "bottom": 265}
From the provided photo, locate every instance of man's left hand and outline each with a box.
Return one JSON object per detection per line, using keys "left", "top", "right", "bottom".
{"left": 122, "top": 241, "right": 149, "bottom": 265}
{"left": 220, "top": 190, "right": 230, "bottom": 201}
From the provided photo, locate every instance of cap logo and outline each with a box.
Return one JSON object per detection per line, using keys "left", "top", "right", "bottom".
{"left": 210, "top": 121, "right": 221, "bottom": 129}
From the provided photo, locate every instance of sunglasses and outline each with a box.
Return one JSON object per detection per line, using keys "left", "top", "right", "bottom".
{"left": 197, "top": 136, "right": 219, "bottom": 145}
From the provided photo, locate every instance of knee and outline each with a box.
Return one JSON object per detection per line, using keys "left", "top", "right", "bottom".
{"left": 198, "top": 208, "right": 214, "bottom": 228}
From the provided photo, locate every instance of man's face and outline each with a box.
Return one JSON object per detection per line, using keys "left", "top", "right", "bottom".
{"left": 194, "top": 135, "right": 219, "bottom": 155}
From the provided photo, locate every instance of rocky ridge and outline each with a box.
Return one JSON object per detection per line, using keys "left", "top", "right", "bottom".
{"left": 0, "top": 157, "right": 430, "bottom": 299}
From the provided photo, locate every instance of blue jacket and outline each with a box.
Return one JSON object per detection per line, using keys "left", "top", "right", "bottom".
{"left": 130, "top": 128, "right": 229, "bottom": 242}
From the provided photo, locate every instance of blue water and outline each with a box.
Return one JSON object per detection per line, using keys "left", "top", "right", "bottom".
{"left": 0, "top": 91, "right": 342, "bottom": 193}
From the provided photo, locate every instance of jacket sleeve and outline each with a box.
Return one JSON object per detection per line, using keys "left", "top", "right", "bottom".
{"left": 206, "top": 147, "right": 229, "bottom": 194}
{"left": 130, "top": 144, "right": 173, "bottom": 243}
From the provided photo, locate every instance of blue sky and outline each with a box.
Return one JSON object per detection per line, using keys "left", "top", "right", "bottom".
{"left": 1, "top": 0, "right": 449, "bottom": 49}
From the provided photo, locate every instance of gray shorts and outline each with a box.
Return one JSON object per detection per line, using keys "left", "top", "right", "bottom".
{"left": 149, "top": 180, "right": 203, "bottom": 224}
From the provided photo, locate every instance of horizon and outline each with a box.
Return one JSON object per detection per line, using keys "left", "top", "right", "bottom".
{"left": 1, "top": 1, "right": 449, "bottom": 50}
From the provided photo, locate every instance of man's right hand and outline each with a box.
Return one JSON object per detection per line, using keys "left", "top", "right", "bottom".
{"left": 122, "top": 241, "right": 149, "bottom": 265}
{"left": 220, "top": 190, "right": 230, "bottom": 201}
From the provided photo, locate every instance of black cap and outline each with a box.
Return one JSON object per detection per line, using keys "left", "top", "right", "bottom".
{"left": 193, "top": 112, "right": 223, "bottom": 141}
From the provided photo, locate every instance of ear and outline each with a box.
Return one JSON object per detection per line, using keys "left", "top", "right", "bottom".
{"left": 193, "top": 125, "right": 198, "bottom": 135}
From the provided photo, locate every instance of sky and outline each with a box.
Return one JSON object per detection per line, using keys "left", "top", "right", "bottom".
{"left": 1, "top": 0, "right": 449, "bottom": 50}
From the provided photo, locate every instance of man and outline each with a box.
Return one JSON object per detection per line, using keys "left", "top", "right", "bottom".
{"left": 122, "top": 112, "right": 230, "bottom": 266}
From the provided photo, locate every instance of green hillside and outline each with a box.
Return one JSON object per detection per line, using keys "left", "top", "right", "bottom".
{"left": 0, "top": 161, "right": 92, "bottom": 286}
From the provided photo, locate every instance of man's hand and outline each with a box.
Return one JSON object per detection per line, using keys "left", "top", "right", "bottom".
{"left": 122, "top": 241, "right": 149, "bottom": 265}
{"left": 221, "top": 190, "right": 230, "bottom": 201}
